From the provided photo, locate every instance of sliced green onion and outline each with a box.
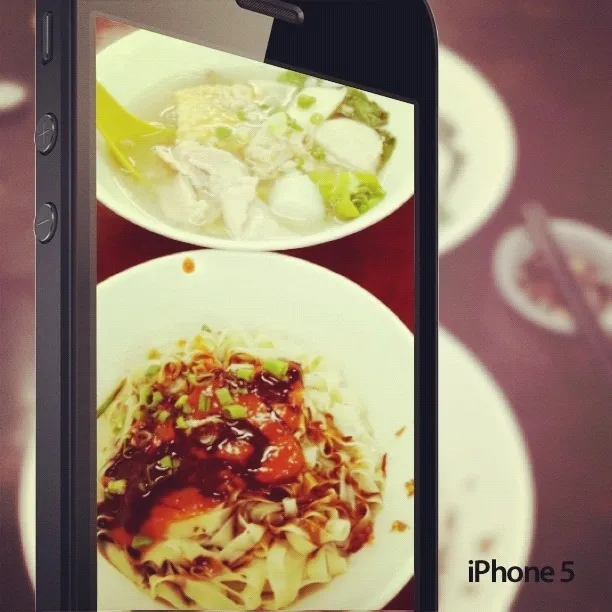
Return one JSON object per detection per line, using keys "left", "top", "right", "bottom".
{"left": 139, "top": 384, "right": 152, "bottom": 406}
{"left": 236, "top": 367, "right": 254, "bottom": 381}
{"left": 287, "top": 116, "right": 303, "bottom": 132}
{"left": 264, "top": 359, "right": 289, "bottom": 379}
{"left": 310, "top": 112, "right": 324, "bottom": 125}
{"left": 146, "top": 364, "right": 161, "bottom": 378}
{"left": 223, "top": 404, "right": 247, "bottom": 420}
{"left": 157, "top": 455, "right": 173, "bottom": 469}
{"left": 297, "top": 94, "right": 316, "bottom": 109}
{"left": 201, "top": 324, "right": 212, "bottom": 333}
{"left": 175, "top": 416, "right": 188, "bottom": 430}
{"left": 277, "top": 70, "right": 307, "bottom": 88}
{"left": 182, "top": 404, "right": 193, "bottom": 415}
{"left": 311, "top": 144, "right": 326, "bottom": 160}
{"left": 106, "top": 479, "right": 127, "bottom": 495}
{"left": 215, "top": 387, "right": 233, "bottom": 406}
{"left": 133, "top": 409, "right": 143, "bottom": 422}
{"left": 174, "top": 395, "right": 188, "bottom": 408}
{"left": 198, "top": 394, "right": 210, "bottom": 414}
{"left": 236, "top": 110, "right": 247, "bottom": 121}
{"left": 215, "top": 126, "right": 232, "bottom": 140}
{"left": 131, "top": 535, "right": 154, "bottom": 549}
{"left": 156, "top": 410, "right": 170, "bottom": 423}
{"left": 151, "top": 391, "right": 163, "bottom": 408}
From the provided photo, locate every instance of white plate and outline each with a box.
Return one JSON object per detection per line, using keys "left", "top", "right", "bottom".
{"left": 438, "top": 47, "right": 518, "bottom": 255}
{"left": 21, "top": 251, "right": 415, "bottom": 610}
{"left": 438, "top": 328, "right": 534, "bottom": 612}
{"left": 493, "top": 219, "right": 612, "bottom": 335}
{"left": 96, "top": 29, "right": 415, "bottom": 251}
{"left": 20, "top": 325, "right": 533, "bottom": 611}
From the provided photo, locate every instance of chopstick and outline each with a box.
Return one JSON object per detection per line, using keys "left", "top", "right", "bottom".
{"left": 521, "top": 201, "right": 612, "bottom": 386}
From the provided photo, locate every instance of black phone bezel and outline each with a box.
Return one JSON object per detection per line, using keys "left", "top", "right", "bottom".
{"left": 35, "top": 1, "right": 437, "bottom": 610}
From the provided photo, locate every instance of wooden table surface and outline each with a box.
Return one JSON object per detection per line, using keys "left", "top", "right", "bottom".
{"left": 1, "top": 1, "right": 611, "bottom": 611}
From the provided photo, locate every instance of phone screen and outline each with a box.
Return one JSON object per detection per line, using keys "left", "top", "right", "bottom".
{"left": 94, "top": 8, "right": 416, "bottom": 611}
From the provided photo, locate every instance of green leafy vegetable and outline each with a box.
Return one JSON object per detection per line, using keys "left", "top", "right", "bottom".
{"left": 380, "top": 129, "right": 397, "bottom": 167}
{"left": 336, "top": 89, "right": 388, "bottom": 128}
{"left": 309, "top": 170, "right": 386, "bottom": 219}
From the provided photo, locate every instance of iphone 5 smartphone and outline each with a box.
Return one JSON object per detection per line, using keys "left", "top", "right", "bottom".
{"left": 35, "top": 1, "right": 437, "bottom": 610}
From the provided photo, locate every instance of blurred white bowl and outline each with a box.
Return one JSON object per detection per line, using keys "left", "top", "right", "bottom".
{"left": 96, "top": 29, "right": 415, "bottom": 251}
{"left": 438, "top": 48, "right": 517, "bottom": 254}
{"left": 493, "top": 219, "right": 612, "bottom": 334}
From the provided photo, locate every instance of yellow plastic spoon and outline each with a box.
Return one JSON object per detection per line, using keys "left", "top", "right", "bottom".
{"left": 96, "top": 81, "right": 176, "bottom": 181}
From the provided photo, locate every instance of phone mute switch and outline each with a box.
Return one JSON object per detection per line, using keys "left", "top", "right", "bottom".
{"left": 41, "top": 12, "right": 53, "bottom": 64}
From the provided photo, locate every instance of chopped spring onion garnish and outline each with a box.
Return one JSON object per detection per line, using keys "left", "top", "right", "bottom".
{"left": 263, "top": 359, "right": 289, "bottom": 379}
{"left": 106, "top": 479, "right": 127, "bottom": 495}
{"left": 201, "top": 324, "right": 212, "bottom": 333}
{"left": 310, "top": 112, "right": 324, "bottom": 125}
{"left": 297, "top": 94, "right": 316, "bottom": 109}
{"left": 277, "top": 70, "right": 307, "bottom": 88}
{"left": 139, "top": 385, "right": 151, "bottom": 406}
{"left": 236, "top": 367, "right": 254, "bottom": 381}
{"left": 174, "top": 395, "right": 188, "bottom": 408}
{"left": 145, "top": 364, "right": 161, "bottom": 378}
{"left": 158, "top": 455, "right": 173, "bottom": 469}
{"left": 176, "top": 416, "right": 188, "bottom": 429}
{"left": 215, "top": 387, "right": 233, "bottom": 405}
{"left": 131, "top": 535, "right": 154, "bottom": 549}
{"left": 287, "top": 116, "right": 303, "bottom": 132}
{"left": 311, "top": 144, "right": 325, "bottom": 160}
{"left": 156, "top": 410, "right": 170, "bottom": 423}
{"left": 198, "top": 394, "right": 210, "bottom": 413}
{"left": 223, "top": 404, "right": 247, "bottom": 419}
{"left": 215, "top": 126, "right": 232, "bottom": 140}
{"left": 139, "top": 385, "right": 162, "bottom": 408}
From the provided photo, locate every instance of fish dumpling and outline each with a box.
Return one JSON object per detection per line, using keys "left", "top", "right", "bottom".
{"left": 269, "top": 173, "right": 326, "bottom": 230}
{"left": 315, "top": 118, "right": 383, "bottom": 173}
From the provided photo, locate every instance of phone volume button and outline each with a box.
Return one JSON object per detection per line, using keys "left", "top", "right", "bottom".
{"left": 35, "top": 202, "right": 58, "bottom": 244}
{"left": 35, "top": 113, "right": 58, "bottom": 155}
